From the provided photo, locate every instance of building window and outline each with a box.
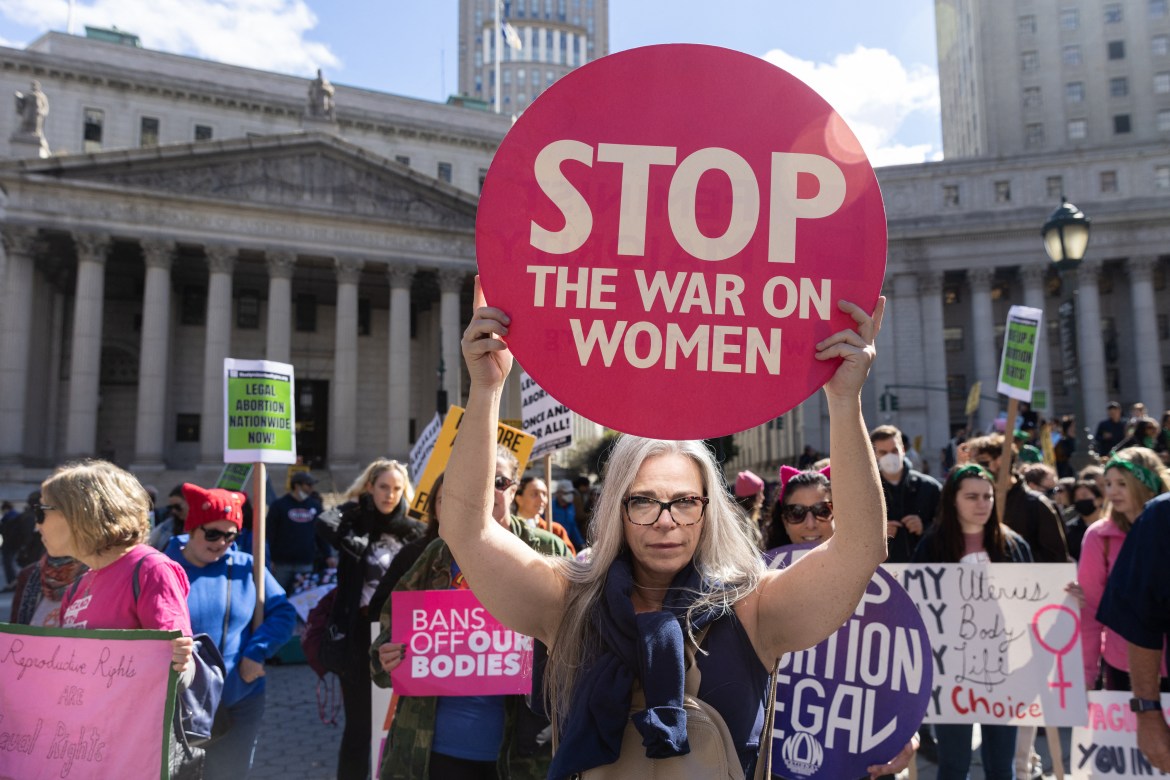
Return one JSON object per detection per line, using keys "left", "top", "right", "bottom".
{"left": 1063, "top": 45, "right": 1082, "bottom": 66}
{"left": 1158, "top": 109, "right": 1170, "bottom": 130}
{"left": 83, "top": 108, "right": 104, "bottom": 152}
{"left": 944, "top": 286, "right": 962, "bottom": 305}
{"left": 1019, "top": 15, "right": 1037, "bottom": 34}
{"left": 1157, "top": 165, "right": 1170, "bottom": 189}
{"left": 1109, "top": 77, "right": 1129, "bottom": 97}
{"left": 1046, "top": 175, "right": 1064, "bottom": 199}
{"left": 1105, "top": 3, "right": 1123, "bottom": 22}
{"left": 140, "top": 116, "right": 159, "bottom": 147}
{"left": 437, "top": 162, "right": 453, "bottom": 183}
{"left": 994, "top": 180, "right": 1012, "bottom": 203}
{"left": 295, "top": 294, "right": 317, "bottom": 332}
{"left": 1068, "top": 119, "right": 1087, "bottom": 139}
{"left": 194, "top": 124, "right": 213, "bottom": 142}
{"left": 181, "top": 286, "right": 206, "bottom": 325}
{"left": 1155, "top": 35, "right": 1170, "bottom": 56}
{"left": 1100, "top": 170, "right": 1119, "bottom": 193}
{"left": 1060, "top": 8, "right": 1079, "bottom": 29}
{"left": 358, "top": 298, "right": 371, "bottom": 336}
{"left": 947, "top": 375, "right": 968, "bottom": 402}
{"left": 1114, "top": 114, "right": 1132, "bottom": 134}
{"left": 1159, "top": 314, "right": 1170, "bottom": 340}
{"left": 1066, "top": 82, "right": 1085, "bottom": 102}
{"left": 944, "top": 327, "right": 965, "bottom": 353}
{"left": 1155, "top": 72, "right": 1170, "bottom": 93}
{"left": 1022, "top": 50, "right": 1039, "bottom": 72}
{"left": 395, "top": 154, "right": 410, "bottom": 167}
{"left": 237, "top": 290, "right": 260, "bottom": 329}
{"left": 943, "top": 184, "right": 960, "bottom": 206}
{"left": 1023, "top": 86, "right": 1042, "bottom": 108}
{"left": 176, "top": 414, "right": 200, "bottom": 443}
{"left": 1025, "top": 122, "right": 1045, "bottom": 148}
{"left": 1108, "top": 40, "right": 1126, "bottom": 60}
{"left": 1154, "top": 0, "right": 1170, "bottom": 18}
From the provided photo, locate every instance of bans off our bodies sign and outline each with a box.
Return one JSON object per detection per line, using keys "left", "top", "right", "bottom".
{"left": 223, "top": 358, "right": 297, "bottom": 464}
{"left": 477, "top": 44, "right": 887, "bottom": 439}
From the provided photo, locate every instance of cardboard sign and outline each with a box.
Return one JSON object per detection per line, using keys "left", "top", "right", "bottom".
{"left": 389, "top": 590, "right": 534, "bottom": 696}
{"left": 766, "top": 547, "right": 932, "bottom": 780}
{"left": 407, "top": 406, "right": 536, "bottom": 519}
{"left": 476, "top": 44, "right": 887, "bottom": 440}
{"left": 521, "top": 371, "right": 574, "bottom": 460}
{"left": 223, "top": 358, "right": 297, "bottom": 464}
{"left": 409, "top": 412, "right": 443, "bottom": 484}
{"left": 965, "top": 381, "right": 983, "bottom": 417}
{"left": 997, "top": 305, "right": 1043, "bottom": 402}
{"left": 1072, "top": 691, "right": 1170, "bottom": 778}
{"left": 885, "top": 563, "right": 1088, "bottom": 726}
{"left": 214, "top": 463, "right": 252, "bottom": 492}
{"left": 0, "top": 623, "right": 178, "bottom": 780}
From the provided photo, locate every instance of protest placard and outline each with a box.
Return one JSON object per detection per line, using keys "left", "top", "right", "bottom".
{"left": 476, "top": 44, "right": 886, "bottom": 440}
{"left": 1072, "top": 691, "right": 1170, "bottom": 778}
{"left": 521, "top": 370, "right": 573, "bottom": 460}
{"left": 389, "top": 590, "right": 534, "bottom": 696}
{"left": 214, "top": 462, "right": 252, "bottom": 492}
{"left": 997, "top": 305, "right": 1043, "bottom": 402}
{"left": 0, "top": 623, "right": 178, "bottom": 780}
{"left": 766, "top": 547, "right": 932, "bottom": 779}
{"left": 407, "top": 406, "right": 535, "bottom": 519}
{"left": 884, "top": 563, "right": 1087, "bottom": 726}
{"left": 409, "top": 412, "right": 443, "bottom": 484}
{"left": 223, "top": 358, "right": 297, "bottom": 464}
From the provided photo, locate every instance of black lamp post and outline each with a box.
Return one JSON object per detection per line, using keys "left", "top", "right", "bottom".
{"left": 1042, "top": 198, "right": 1091, "bottom": 448}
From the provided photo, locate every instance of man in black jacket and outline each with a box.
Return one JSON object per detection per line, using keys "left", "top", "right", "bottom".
{"left": 871, "top": 425, "right": 941, "bottom": 564}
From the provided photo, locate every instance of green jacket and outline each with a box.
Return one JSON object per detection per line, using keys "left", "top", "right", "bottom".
{"left": 371, "top": 517, "right": 569, "bottom": 779}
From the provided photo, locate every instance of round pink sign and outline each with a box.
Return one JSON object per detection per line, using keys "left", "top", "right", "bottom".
{"left": 477, "top": 44, "right": 886, "bottom": 440}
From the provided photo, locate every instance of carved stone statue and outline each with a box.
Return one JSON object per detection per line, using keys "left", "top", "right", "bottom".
{"left": 307, "top": 69, "right": 335, "bottom": 120}
{"left": 14, "top": 80, "right": 48, "bottom": 137}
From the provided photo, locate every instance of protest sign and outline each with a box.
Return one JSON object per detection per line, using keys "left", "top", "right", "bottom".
{"left": 521, "top": 370, "right": 573, "bottom": 460}
{"left": 766, "top": 547, "right": 932, "bottom": 779}
{"left": 0, "top": 623, "right": 178, "bottom": 780}
{"left": 407, "top": 406, "right": 535, "bottom": 519}
{"left": 884, "top": 563, "right": 1087, "bottom": 726}
{"left": 409, "top": 412, "right": 443, "bottom": 484}
{"left": 997, "top": 305, "right": 1043, "bottom": 402}
{"left": 1072, "top": 691, "right": 1170, "bottom": 778}
{"left": 965, "top": 381, "right": 983, "bottom": 417}
{"left": 389, "top": 590, "right": 534, "bottom": 696}
{"left": 476, "top": 44, "right": 886, "bottom": 440}
{"left": 223, "top": 358, "right": 297, "bottom": 464}
{"left": 214, "top": 462, "right": 252, "bottom": 492}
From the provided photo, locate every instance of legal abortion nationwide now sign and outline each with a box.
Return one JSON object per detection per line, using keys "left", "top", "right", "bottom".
{"left": 222, "top": 357, "right": 297, "bottom": 464}
{"left": 477, "top": 44, "right": 886, "bottom": 439}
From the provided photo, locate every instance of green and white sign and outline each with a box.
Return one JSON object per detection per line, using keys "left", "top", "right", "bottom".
{"left": 997, "top": 305, "right": 1043, "bottom": 402}
{"left": 215, "top": 463, "right": 253, "bottom": 491}
{"left": 223, "top": 358, "right": 297, "bottom": 464}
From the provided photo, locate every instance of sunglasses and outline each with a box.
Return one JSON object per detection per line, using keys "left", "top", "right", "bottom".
{"left": 201, "top": 527, "right": 240, "bottom": 543}
{"left": 780, "top": 501, "right": 834, "bottom": 524}
{"left": 494, "top": 475, "right": 516, "bottom": 491}
{"left": 34, "top": 504, "right": 58, "bottom": 524}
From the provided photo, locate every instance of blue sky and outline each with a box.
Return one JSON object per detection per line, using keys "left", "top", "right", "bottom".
{"left": 0, "top": 0, "right": 942, "bottom": 165}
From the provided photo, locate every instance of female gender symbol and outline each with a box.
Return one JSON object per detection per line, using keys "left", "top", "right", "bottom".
{"left": 1031, "top": 604, "right": 1080, "bottom": 709}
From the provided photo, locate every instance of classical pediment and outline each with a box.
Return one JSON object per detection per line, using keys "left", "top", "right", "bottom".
{"left": 5, "top": 133, "right": 478, "bottom": 231}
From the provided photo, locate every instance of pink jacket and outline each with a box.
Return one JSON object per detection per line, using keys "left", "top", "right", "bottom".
{"left": 1078, "top": 517, "right": 1167, "bottom": 685}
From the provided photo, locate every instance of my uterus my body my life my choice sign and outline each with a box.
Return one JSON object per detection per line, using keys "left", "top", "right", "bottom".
{"left": 477, "top": 44, "right": 886, "bottom": 439}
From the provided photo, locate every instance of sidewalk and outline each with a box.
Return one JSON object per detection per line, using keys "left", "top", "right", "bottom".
{"left": 251, "top": 661, "right": 342, "bottom": 779}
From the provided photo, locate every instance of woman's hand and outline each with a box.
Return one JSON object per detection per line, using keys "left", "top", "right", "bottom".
{"left": 1066, "top": 580, "right": 1085, "bottom": 609}
{"left": 866, "top": 734, "right": 918, "bottom": 779}
{"left": 171, "top": 636, "right": 194, "bottom": 674}
{"left": 816, "top": 297, "right": 886, "bottom": 401}
{"left": 461, "top": 277, "right": 513, "bottom": 391}
{"left": 239, "top": 657, "right": 266, "bottom": 683}
{"left": 378, "top": 642, "right": 406, "bottom": 674}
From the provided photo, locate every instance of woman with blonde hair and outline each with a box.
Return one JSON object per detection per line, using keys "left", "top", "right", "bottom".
{"left": 317, "top": 458, "right": 424, "bottom": 780}
{"left": 1079, "top": 447, "right": 1170, "bottom": 691}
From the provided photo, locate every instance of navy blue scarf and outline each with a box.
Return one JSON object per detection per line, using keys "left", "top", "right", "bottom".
{"left": 547, "top": 553, "right": 722, "bottom": 778}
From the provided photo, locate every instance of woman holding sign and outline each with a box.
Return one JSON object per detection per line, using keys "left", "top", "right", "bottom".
{"left": 438, "top": 285, "right": 886, "bottom": 778}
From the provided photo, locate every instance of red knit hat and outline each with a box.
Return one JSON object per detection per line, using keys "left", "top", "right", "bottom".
{"left": 181, "top": 483, "right": 245, "bottom": 532}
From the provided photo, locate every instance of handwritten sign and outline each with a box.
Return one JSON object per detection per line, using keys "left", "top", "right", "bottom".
{"left": 766, "top": 547, "right": 932, "bottom": 779}
{"left": 0, "top": 623, "right": 177, "bottom": 780}
{"left": 1072, "top": 692, "right": 1170, "bottom": 778}
{"left": 476, "top": 44, "right": 886, "bottom": 440}
{"left": 884, "top": 563, "right": 1087, "bottom": 726}
{"left": 389, "top": 590, "right": 534, "bottom": 696}
{"left": 409, "top": 412, "right": 443, "bottom": 484}
{"left": 521, "top": 371, "right": 574, "bottom": 460}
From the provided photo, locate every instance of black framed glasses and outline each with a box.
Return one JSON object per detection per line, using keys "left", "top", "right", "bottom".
{"left": 622, "top": 495, "right": 708, "bottom": 526}
{"left": 780, "top": 501, "right": 834, "bottom": 525}
{"left": 201, "top": 527, "right": 240, "bottom": 543}
{"left": 494, "top": 475, "right": 516, "bottom": 491}
{"left": 34, "top": 504, "right": 57, "bottom": 524}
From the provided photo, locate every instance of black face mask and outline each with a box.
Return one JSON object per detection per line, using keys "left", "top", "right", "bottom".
{"left": 1074, "top": 499, "right": 1098, "bottom": 517}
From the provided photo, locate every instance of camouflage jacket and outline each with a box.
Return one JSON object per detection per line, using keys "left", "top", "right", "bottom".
{"left": 371, "top": 517, "right": 569, "bottom": 779}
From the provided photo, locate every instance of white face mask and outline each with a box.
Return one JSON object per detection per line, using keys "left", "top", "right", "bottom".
{"left": 877, "top": 452, "right": 903, "bottom": 474}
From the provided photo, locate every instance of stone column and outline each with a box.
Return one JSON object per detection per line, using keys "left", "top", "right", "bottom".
{"left": 330, "top": 257, "right": 363, "bottom": 468}
{"left": 0, "top": 225, "right": 39, "bottom": 463}
{"left": 387, "top": 264, "right": 415, "bottom": 457}
{"left": 891, "top": 273, "right": 927, "bottom": 441}
{"left": 199, "top": 245, "right": 236, "bottom": 467}
{"left": 968, "top": 267, "right": 998, "bottom": 431}
{"left": 869, "top": 281, "right": 896, "bottom": 425}
{"left": 64, "top": 231, "right": 111, "bottom": 458}
{"left": 1127, "top": 256, "right": 1165, "bottom": 411}
{"left": 919, "top": 272, "right": 951, "bottom": 459}
{"left": 438, "top": 269, "right": 465, "bottom": 409}
{"left": 265, "top": 250, "right": 296, "bottom": 364}
{"left": 1075, "top": 260, "right": 1108, "bottom": 429}
{"left": 44, "top": 290, "right": 66, "bottom": 462}
{"left": 1019, "top": 264, "right": 1051, "bottom": 414}
{"left": 131, "top": 239, "right": 175, "bottom": 470}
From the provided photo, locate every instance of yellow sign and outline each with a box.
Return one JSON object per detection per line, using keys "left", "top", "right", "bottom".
{"left": 285, "top": 463, "right": 311, "bottom": 493}
{"left": 964, "top": 382, "right": 982, "bottom": 417}
{"left": 407, "top": 406, "right": 535, "bottom": 520}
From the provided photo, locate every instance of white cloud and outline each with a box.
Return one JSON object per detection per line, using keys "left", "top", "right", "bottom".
{"left": 762, "top": 46, "right": 941, "bottom": 167}
{"left": 0, "top": 0, "right": 340, "bottom": 76}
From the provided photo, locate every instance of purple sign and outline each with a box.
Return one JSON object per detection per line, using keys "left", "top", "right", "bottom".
{"left": 765, "top": 546, "right": 933, "bottom": 779}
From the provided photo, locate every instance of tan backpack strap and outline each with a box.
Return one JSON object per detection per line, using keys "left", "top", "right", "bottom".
{"left": 753, "top": 658, "right": 781, "bottom": 780}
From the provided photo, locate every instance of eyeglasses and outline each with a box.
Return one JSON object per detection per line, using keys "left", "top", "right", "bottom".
{"left": 201, "top": 527, "right": 240, "bottom": 543}
{"left": 494, "top": 475, "right": 516, "bottom": 491}
{"left": 780, "top": 501, "right": 834, "bottom": 524}
{"left": 34, "top": 504, "right": 57, "bottom": 524}
{"left": 622, "top": 495, "right": 708, "bottom": 526}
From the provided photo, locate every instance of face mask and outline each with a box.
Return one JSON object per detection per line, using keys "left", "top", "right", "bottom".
{"left": 877, "top": 452, "right": 903, "bottom": 474}
{"left": 294, "top": 488, "right": 309, "bottom": 501}
{"left": 1074, "top": 499, "right": 1098, "bottom": 517}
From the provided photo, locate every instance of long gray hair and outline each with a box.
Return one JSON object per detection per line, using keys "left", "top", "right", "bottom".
{"left": 543, "top": 435, "right": 766, "bottom": 727}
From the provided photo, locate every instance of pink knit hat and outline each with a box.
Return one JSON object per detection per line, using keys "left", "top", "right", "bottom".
{"left": 734, "top": 470, "right": 765, "bottom": 498}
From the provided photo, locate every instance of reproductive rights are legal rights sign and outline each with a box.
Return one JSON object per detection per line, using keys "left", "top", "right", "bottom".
{"left": 476, "top": 44, "right": 886, "bottom": 439}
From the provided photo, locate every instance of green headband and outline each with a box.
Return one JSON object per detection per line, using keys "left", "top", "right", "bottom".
{"left": 949, "top": 463, "right": 994, "bottom": 484}
{"left": 1105, "top": 455, "right": 1164, "bottom": 496}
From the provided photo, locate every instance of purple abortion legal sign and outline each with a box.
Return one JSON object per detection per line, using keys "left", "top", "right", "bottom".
{"left": 765, "top": 546, "right": 932, "bottom": 779}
